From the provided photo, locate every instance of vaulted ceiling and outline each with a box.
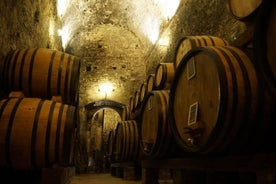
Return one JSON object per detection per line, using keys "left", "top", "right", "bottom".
{"left": 57, "top": 0, "right": 180, "bottom": 54}
{"left": 55, "top": 0, "right": 181, "bottom": 105}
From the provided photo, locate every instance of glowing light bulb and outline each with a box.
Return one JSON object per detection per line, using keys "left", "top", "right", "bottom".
{"left": 99, "top": 82, "right": 113, "bottom": 96}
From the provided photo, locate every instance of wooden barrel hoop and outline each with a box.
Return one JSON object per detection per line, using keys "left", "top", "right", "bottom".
{"left": 174, "top": 36, "right": 229, "bottom": 69}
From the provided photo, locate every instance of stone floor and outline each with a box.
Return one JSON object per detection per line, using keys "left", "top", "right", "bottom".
{"left": 69, "top": 173, "right": 142, "bottom": 184}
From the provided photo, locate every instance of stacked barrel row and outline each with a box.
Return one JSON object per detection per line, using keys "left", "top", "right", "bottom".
{"left": 109, "top": 0, "right": 276, "bottom": 162}
{"left": 0, "top": 48, "right": 81, "bottom": 170}
{"left": 168, "top": 0, "right": 275, "bottom": 155}
{"left": 107, "top": 36, "right": 228, "bottom": 161}
{"left": 106, "top": 120, "right": 141, "bottom": 165}
{"left": 0, "top": 48, "right": 81, "bottom": 105}
{"left": 105, "top": 1, "right": 276, "bottom": 165}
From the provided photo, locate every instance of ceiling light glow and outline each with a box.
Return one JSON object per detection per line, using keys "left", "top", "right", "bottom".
{"left": 99, "top": 82, "right": 114, "bottom": 96}
{"left": 143, "top": 17, "right": 160, "bottom": 44}
{"left": 57, "top": 0, "right": 71, "bottom": 17}
{"left": 156, "top": 0, "right": 180, "bottom": 19}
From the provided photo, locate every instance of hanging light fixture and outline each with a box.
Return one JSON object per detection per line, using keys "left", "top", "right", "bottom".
{"left": 98, "top": 82, "right": 114, "bottom": 99}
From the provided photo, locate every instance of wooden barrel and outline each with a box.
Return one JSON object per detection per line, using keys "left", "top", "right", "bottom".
{"left": 8, "top": 91, "right": 24, "bottom": 98}
{"left": 174, "top": 36, "right": 228, "bottom": 69}
{"left": 228, "top": 0, "right": 262, "bottom": 21}
{"left": 129, "top": 96, "right": 134, "bottom": 114}
{"left": 131, "top": 90, "right": 143, "bottom": 120}
{"left": 133, "top": 90, "right": 140, "bottom": 110}
{"left": 127, "top": 120, "right": 140, "bottom": 162}
{"left": 169, "top": 45, "right": 275, "bottom": 155}
{"left": 146, "top": 74, "right": 156, "bottom": 93}
{"left": 129, "top": 96, "right": 140, "bottom": 120}
{"left": 0, "top": 97, "right": 76, "bottom": 170}
{"left": 112, "top": 120, "right": 140, "bottom": 162}
{"left": 139, "top": 83, "right": 147, "bottom": 104}
{"left": 121, "top": 105, "right": 130, "bottom": 121}
{"left": 0, "top": 48, "right": 81, "bottom": 105}
{"left": 154, "top": 62, "right": 175, "bottom": 89}
{"left": 140, "top": 90, "right": 175, "bottom": 159}
{"left": 253, "top": 0, "right": 276, "bottom": 97}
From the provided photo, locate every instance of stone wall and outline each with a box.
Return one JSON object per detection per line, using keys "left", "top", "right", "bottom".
{"left": 0, "top": 0, "right": 61, "bottom": 58}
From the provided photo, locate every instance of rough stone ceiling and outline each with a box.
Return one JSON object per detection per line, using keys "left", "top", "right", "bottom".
{"left": 57, "top": 0, "right": 180, "bottom": 53}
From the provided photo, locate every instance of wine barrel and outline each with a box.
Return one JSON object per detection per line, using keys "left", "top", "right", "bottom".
{"left": 154, "top": 62, "right": 175, "bottom": 89}
{"left": 0, "top": 97, "right": 76, "bottom": 170}
{"left": 0, "top": 48, "right": 81, "bottom": 105}
{"left": 112, "top": 120, "right": 140, "bottom": 162}
{"left": 174, "top": 36, "right": 228, "bottom": 69}
{"left": 121, "top": 105, "right": 130, "bottom": 121}
{"left": 8, "top": 91, "right": 24, "bottom": 98}
{"left": 129, "top": 96, "right": 134, "bottom": 114}
{"left": 228, "top": 0, "right": 262, "bottom": 21}
{"left": 140, "top": 90, "right": 175, "bottom": 159}
{"left": 253, "top": 0, "right": 276, "bottom": 97}
{"left": 130, "top": 91, "right": 142, "bottom": 120}
{"left": 146, "top": 74, "right": 156, "bottom": 93}
{"left": 139, "top": 83, "right": 147, "bottom": 104}
{"left": 169, "top": 45, "right": 275, "bottom": 155}
{"left": 133, "top": 90, "right": 140, "bottom": 110}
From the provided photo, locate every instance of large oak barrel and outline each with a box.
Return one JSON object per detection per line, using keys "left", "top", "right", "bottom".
{"left": 112, "top": 120, "right": 140, "bottom": 162}
{"left": 253, "top": 0, "right": 276, "bottom": 97}
{"left": 228, "top": 0, "right": 262, "bottom": 21}
{"left": 169, "top": 45, "right": 275, "bottom": 155}
{"left": 154, "top": 62, "right": 175, "bottom": 90}
{"left": 174, "top": 36, "right": 228, "bottom": 69}
{"left": 140, "top": 90, "right": 177, "bottom": 159}
{"left": 0, "top": 97, "right": 76, "bottom": 170}
{"left": 0, "top": 48, "right": 81, "bottom": 105}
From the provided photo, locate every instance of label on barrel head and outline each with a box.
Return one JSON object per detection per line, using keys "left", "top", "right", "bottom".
{"left": 188, "top": 102, "right": 198, "bottom": 126}
{"left": 187, "top": 57, "right": 196, "bottom": 80}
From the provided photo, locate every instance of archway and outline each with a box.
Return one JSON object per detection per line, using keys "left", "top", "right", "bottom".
{"left": 84, "top": 100, "right": 125, "bottom": 173}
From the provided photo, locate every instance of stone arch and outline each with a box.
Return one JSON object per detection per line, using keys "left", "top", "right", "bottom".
{"left": 85, "top": 99, "right": 125, "bottom": 120}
